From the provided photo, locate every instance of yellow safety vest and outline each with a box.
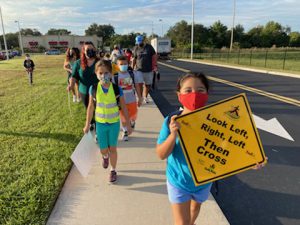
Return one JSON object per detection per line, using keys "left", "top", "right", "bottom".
{"left": 95, "top": 83, "right": 119, "bottom": 123}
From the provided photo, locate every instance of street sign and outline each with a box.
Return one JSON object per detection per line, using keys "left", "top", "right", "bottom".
{"left": 175, "top": 93, "right": 267, "bottom": 186}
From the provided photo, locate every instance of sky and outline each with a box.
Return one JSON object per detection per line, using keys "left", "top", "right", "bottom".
{"left": 0, "top": 0, "right": 300, "bottom": 36}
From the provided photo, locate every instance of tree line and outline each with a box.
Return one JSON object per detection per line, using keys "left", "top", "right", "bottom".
{"left": 1, "top": 20, "right": 300, "bottom": 51}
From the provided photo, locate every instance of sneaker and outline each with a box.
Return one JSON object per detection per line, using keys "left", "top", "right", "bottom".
{"left": 130, "top": 121, "right": 136, "bottom": 129}
{"left": 72, "top": 95, "right": 76, "bottom": 103}
{"left": 109, "top": 170, "right": 117, "bottom": 183}
{"left": 122, "top": 131, "right": 128, "bottom": 141}
{"left": 76, "top": 97, "right": 81, "bottom": 103}
{"left": 102, "top": 156, "right": 109, "bottom": 169}
{"left": 90, "top": 123, "right": 95, "bottom": 131}
{"left": 143, "top": 97, "right": 149, "bottom": 104}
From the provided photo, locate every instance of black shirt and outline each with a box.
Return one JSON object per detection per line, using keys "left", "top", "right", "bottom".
{"left": 23, "top": 60, "right": 35, "bottom": 69}
{"left": 133, "top": 43, "right": 156, "bottom": 72}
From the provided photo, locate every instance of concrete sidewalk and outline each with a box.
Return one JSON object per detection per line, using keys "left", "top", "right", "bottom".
{"left": 47, "top": 98, "right": 229, "bottom": 225}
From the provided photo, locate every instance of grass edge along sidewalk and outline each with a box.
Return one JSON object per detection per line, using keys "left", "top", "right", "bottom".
{"left": 47, "top": 99, "right": 230, "bottom": 225}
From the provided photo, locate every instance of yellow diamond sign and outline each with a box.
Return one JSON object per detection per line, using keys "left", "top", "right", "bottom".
{"left": 175, "top": 93, "right": 267, "bottom": 186}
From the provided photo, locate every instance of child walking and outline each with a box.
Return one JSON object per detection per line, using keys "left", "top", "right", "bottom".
{"left": 63, "top": 47, "right": 81, "bottom": 102}
{"left": 115, "top": 55, "right": 143, "bottom": 141}
{"left": 23, "top": 54, "right": 35, "bottom": 85}
{"left": 156, "top": 72, "right": 267, "bottom": 225}
{"left": 83, "top": 60, "right": 132, "bottom": 183}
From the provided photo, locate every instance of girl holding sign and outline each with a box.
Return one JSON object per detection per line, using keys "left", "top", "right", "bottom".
{"left": 156, "top": 72, "right": 267, "bottom": 225}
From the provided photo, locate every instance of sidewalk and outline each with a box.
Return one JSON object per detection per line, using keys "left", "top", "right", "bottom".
{"left": 47, "top": 98, "right": 229, "bottom": 225}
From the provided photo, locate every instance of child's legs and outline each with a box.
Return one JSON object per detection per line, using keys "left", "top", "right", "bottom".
{"left": 171, "top": 201, "right": 191, "bottom": 225}
{"left": 107, "top": 122, "right": 120, "bottom": 169}
{"left": 74, "top": 82, "right": 80, "bottom": 98}
{"left": 96, "top": 122, "right": 109, "bottom": 155}
{"left": 120, "top": 102, "right": 137, "bottom": 127}
{"left": 190, "top": 200, "right": 201, "bottom": 225}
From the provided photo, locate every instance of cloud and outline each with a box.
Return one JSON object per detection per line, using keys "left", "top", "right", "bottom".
{"left": 0, "top": 0, "right": 299, "bottom": 36}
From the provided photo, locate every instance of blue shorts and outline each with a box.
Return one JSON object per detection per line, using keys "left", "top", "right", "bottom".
{"left": 96, "top": 121, "right": 120, "bottom": 150}
{"left": 167, "top": 180, "right": 212, "bottom": 204}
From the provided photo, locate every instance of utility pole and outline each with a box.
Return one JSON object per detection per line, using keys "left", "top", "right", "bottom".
{"left": 15, "top": 20, "right": 24, "bottom": 55}
{"left": 230, "top": 0, "right": 236, "bottom": 52}
{"left": 0, "top": 6, "right": 9, "bottom": 60}
{"left": 191, "top": 0, "right": 194, "bottom": 59}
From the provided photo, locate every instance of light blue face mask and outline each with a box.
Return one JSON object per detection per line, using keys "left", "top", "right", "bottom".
{"left": 119, "top": 65, "right": 128, "bottom": 72}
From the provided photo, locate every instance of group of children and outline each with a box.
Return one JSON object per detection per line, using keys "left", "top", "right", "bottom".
{"left": 65, "top": 40, "right": 267, "bottom": 225}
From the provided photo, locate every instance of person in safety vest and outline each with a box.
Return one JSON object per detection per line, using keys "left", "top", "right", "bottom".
{"left": 83, "top": 59, "right": 132, "bottom": 184}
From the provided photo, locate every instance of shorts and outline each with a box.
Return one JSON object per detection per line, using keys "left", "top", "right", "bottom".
{"left": 136, "top": 71, "right": 153, "bottom": 85}
{"left": 120, "top": 102, "right": 138, "bottom": 123}
{"left": 96, "top": 121, "right": 120, "bottom": 150}
{"left": 167, "top": 180, "right": 212, "bottom": 204}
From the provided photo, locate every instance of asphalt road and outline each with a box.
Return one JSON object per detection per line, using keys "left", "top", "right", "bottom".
{"left": 150, "top": 59, "right": 300, "bottom": 225}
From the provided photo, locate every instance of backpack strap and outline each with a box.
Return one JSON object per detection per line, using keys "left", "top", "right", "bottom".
{"left": 167, "top": 110, "right": 183, "bottom": 127}
{"left": 112, "top": 83, "right": 121, "bottom": 109}
{"left": 127, "top": 69, "right": 135, "bottom": 85}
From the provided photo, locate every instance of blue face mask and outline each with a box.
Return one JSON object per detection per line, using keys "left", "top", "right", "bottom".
{"left": 119, "top": 65, "right": 128, "bottom": 72}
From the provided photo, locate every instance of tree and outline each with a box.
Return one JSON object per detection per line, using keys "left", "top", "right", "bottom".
{"left": 85, "top": 23, "right": 115, "bottom": 46}
{"left": 20, "top": 28, "right": 42, "bottom": 36}
{"left": 0, "top": 33, "right": 19, "bottom": 49}
{"left": 166, "top": 20, "right": 191, "bottom": 48}
{"left": 289, "top": 32, "right": 300, "bottom": 47}
{"left": 46, "top": 29, "right": 71, "bottom": 35}
{"left": 247, "top": 26, "right": 263, "bottom": 47}
{"left": 261, "top": 21, "right": 289, "bottom": 47}
{"left": 209, "top": 21, "right": 228, "bottom": 48}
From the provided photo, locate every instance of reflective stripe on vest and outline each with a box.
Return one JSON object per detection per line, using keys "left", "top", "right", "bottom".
{"left": 96, "top": 102, "right": 118, "bottom": 108}
{"left": 95, "top": 83, "right": 119, "bottom": 123}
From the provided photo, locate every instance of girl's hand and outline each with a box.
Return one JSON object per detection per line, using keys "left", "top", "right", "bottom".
{"left": 252, "top": 157, "right": 268, "bottom": 170}
{"left": 83, "top": 125, "right": 90, "bottom": 134}
{"left": 169, "top": 115, "right": 181, "bottom": 134}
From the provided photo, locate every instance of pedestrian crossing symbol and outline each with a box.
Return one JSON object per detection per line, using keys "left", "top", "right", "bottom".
{"left": 175, "top": 93, "right": 267, "bottom": 186}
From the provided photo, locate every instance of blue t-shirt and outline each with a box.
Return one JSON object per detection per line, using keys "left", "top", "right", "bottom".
{"left": 157, "top": 116, "right": 212, "bottom": 193}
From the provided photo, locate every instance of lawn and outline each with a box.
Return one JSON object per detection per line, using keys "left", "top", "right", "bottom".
{"left": 0, "top": 55, "right": 86, "bottom": 224}
{"left": 172, "top": 49, "right": 300, "bottom": 75}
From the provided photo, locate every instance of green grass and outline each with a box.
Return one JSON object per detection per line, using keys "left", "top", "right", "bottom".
{"left": 0, "top": 55, "right": 86, "bottom": 224}
{"left": 172, "top": 50, "right": 300, "bottom": 75}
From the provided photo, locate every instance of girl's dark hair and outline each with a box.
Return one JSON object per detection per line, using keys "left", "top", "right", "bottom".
{"left": 95, "top": 59, "right": 112, "bottom": 73}
{"left": 66, "top": 47, "right": 80, "bottom": 61}
{"left": 176, "top": 72, "right": 209, "bottom": 92}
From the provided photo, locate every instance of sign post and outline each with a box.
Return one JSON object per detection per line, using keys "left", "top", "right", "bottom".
{"left": 175, "top": 93, "right": 267, "bottom": 186}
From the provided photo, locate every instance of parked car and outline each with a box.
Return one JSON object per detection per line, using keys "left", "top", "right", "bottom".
{"left": 0, "top": 51, "right": 14, "bottom": 59}
{"left": 11, "top": 50, "right": 21, "bottom": 56}
{"left": 45, "top": 49, "right": 61, "bottom": 55}
{"left": 0, "top": 52, "right": 6, "bottom": 60}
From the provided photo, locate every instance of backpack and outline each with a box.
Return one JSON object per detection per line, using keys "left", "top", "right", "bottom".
{"left": 113, "top": 69, "right": 135, "bottom": 87}
{"left": 92, "top": 83, "right": 121, "bottom": 109}
{"left": 167, "top": 109, "right": 219, "bottom": 195}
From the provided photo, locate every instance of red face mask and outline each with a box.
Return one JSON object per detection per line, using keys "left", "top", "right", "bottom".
{"left": 178, "top": 92, "right": 208, "bottom": 111}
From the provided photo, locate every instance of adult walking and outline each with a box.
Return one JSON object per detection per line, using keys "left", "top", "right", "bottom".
{"left": 23, "top": 54, "right": 35, "bottom": 85}
{"left": 64, "top": 47, "right": 81, "bottom": 102}
{"left": 132, "top": 35, "right": 157, "bottom": 103}
{"left": 67, "top": 41, "right": 98, "bottom": 129}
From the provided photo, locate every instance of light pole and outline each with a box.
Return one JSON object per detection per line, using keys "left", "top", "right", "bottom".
{"left": 15, "top": 20, "right": 24, "bottom": 55}
{"left": 191, "top": 0, "right": 194, "bottom": 59}
{"left": 0, "top": 6, "right": 9, "bottom": 60}
{"left": 159, "top": 19, "right": 163, "bottom": 37}
{"left": 230, "top": 0, "right": 236, "bottom": 52}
